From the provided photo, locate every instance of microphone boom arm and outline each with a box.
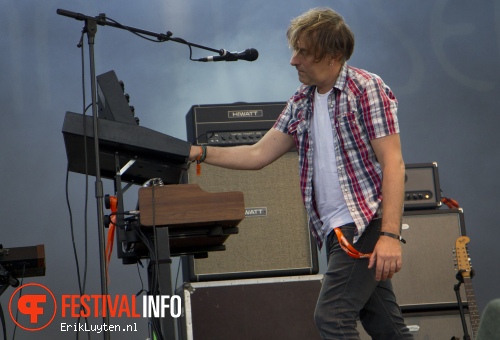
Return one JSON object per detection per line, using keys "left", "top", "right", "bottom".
{"left": 56, "top": 8, "right": 227, "bottom": 56}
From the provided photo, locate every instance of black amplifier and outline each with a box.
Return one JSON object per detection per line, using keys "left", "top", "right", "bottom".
{"left": 186, "top": 102, "right": 286, "bottom": 145}
{"left": 404, "top": 162, "right": 442, "bottom": 210}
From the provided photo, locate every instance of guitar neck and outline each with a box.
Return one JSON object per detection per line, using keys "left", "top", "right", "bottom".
{"left": 463, "top": 277, "right": 480, "bottom": 338}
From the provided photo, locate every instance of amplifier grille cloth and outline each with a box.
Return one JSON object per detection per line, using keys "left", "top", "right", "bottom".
{"left": 187, "top": 152, "right": 314, "bottom": 276}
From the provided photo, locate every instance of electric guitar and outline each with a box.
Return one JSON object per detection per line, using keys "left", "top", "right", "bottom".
{"left": 454, "top": 236, "right": 480, "bottom": 339}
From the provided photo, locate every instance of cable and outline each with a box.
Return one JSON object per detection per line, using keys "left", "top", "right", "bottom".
{"left": 103, "top": 16, "right": 196, "bottom": 61}
{"left": 64, "top": 29, "right": 92, "bottom": 340}
{"left": 150, "top": 185, "right": 165, "bottom": 340}
{"left": 135, "top": 261, "right": 147, "bottom": 297}
{"left": 132, "top": 234, "right": 160, "bottom": 338}
{"left": 133, "top": 226, "right": 164, "bottom": 340}
{"left": 11, "top": 264, "right": 25, "bottom": 340}
{"left": 0, "top": 301, "right": 6, "bottom": 340}
{"left": 104, "top": 16, "right": 162, "bottom": 43}
{"left": 66, "top": 167, "right": 83, "bottom": 294}
{"left": 0, "top": 264, "right": 19, "bottom": 339}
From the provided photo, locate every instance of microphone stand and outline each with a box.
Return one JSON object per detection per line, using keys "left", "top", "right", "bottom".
{"left": 57, "top": 9, "right": 229, "bottom": 340}
{"left": 57, "top": 12, "right": 111, "bottom": 340}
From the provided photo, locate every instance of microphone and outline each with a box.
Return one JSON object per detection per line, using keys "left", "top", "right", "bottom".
{"left": 196, "top": 48, "right": 259, "bottom": 62}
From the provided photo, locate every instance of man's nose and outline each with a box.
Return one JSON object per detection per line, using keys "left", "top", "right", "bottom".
{"left": 290, "top": 51, "right": 299, "bottom": 66}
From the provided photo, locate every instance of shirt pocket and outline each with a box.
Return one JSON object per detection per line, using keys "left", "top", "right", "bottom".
{"left": 336, "top": 110, "right": 365, "bottom": 152}
{"left": 337, "top": 110, "right": 360, "bottom": 131}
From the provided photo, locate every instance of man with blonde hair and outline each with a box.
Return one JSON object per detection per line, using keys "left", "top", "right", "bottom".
{"left": 189, "top": 7, "right": 412, "bottom": 339}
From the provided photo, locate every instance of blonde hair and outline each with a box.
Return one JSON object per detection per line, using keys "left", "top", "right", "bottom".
{"left": 287, "top": 8, "right": 355, "bottom": 62}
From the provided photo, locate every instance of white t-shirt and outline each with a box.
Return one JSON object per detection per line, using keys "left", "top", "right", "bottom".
{"left": 311, "top": 88, "right": 354, "bottom": 237}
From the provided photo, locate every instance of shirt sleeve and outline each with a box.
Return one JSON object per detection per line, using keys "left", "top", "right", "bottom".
{"left": 360, "top": 75, "right": 399, "bottom": 140}
{"left": 273, "top": 100, "right": 292, "bottom": 134}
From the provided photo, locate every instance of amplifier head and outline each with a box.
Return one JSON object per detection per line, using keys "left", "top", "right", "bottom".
{"left": 186, "top": 102, "right": 286, "bottom": 145}
{"left": 404, "top": 162, "right": 442, "bottom": 210}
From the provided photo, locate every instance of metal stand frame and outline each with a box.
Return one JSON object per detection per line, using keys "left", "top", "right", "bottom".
{"left": 57, "top": 9, "right": 230, "bottom": 339}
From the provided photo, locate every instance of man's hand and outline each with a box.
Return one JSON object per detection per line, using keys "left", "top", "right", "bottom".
{"left": 368, "top": 235, "right": 402, "bottom": 281}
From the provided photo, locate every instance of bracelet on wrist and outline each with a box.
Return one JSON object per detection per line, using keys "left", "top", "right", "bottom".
{"left": 198, "top": 145, "right": 207, "bottom": 163}
{"left": 379, "top": 231, "right": 406, "bottom": 244}
{"left": 194, "top": 145, "right": 207, "bottom": 176}
{"left": 194, "top": 145, "right": 207, "bottom": 163}
{"left": 193, "top": 146, "right": 202, "bottom": 162}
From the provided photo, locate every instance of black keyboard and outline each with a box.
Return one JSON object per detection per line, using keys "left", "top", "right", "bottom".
{"left": 62, "top": 111, "right": 191, "bottom": 185}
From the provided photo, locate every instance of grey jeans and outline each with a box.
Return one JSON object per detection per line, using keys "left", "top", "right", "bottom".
{"left": 314, "top": 221, "right": 413, "bottom": 339}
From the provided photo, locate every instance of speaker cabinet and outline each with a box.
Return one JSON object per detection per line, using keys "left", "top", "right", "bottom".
{"left": 358, "top": 309, "right": 472, "bottom": 339}
{"left": 180, "top": 275, "right": 323, "bottom": 340}
{"left": 392, "top": 209, "right": 467, "bottom": 308}
{"left": 183, "top": 151, "right": 318, "bottom": 281}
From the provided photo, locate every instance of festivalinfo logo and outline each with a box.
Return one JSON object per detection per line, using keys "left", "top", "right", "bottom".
{"left": 8, "top": 282, "right": 181, "bottom": 333}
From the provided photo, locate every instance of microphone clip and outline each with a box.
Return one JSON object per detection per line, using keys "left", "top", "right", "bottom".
{"left": 219, "top": 50, "right": 239, "bottom": 62}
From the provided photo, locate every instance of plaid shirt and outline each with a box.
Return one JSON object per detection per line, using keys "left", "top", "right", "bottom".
{"left": 273, "top": 64, "right": 399, "bottom": 249}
